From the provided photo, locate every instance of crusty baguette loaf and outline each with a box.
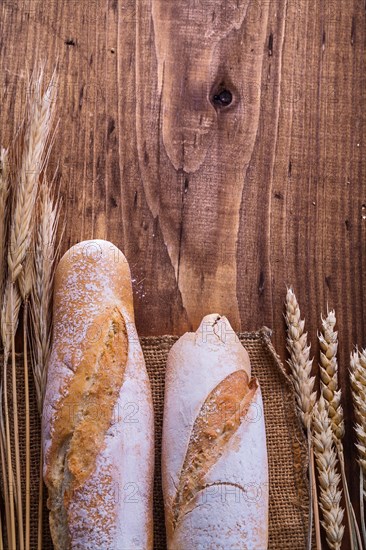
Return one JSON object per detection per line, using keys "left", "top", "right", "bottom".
{"left": 162, "top": 313, "right": 269, "bottom": 549}
{"left": 42, "top": 239, "right": 154, "bottom": 550}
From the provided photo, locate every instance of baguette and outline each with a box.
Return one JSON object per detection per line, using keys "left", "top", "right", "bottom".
{"left": 162, "top": 313, "right": 269, "bottom": 549}
{"left": 42, "top": 239, "right": 154, "bottom": 549}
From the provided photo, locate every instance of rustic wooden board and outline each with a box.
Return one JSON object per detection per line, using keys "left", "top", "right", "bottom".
{"left": 0, "top": 0, "right": 365, "bottom": 547}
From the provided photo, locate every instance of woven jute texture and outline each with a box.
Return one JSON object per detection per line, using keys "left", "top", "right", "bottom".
{"left": 3, "top": 329, "right": 310, "bottom": 549}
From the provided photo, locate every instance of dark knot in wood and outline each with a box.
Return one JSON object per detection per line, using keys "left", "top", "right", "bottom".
{"left": 212, "top": 89, "right": 233, "bottom": 107}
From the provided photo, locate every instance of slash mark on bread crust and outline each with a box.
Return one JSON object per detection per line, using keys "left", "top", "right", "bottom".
{"left": 45, "top": 305, "right": 128, "bottom": 548}
{"left": 173, "top": 370, "right": 258, "bottom": 527}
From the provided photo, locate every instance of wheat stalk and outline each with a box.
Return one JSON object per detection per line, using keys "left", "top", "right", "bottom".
{"left": 15, "top": 227, "right": 36, "bottom": 550}
{"left": 312, "top": 395, "right": 345, "bottom": 550}
{"left": 318, "top": 310, "right": 362, "bottom": 549}
{"left": 10, "top": 282, "right": 24, "bottom": 549}
{"left": 0, "top": 148, "right": 11, "bottom": 550}
{"left": 1, "top": 280, "right": 21, "bottom": 549}
{"left": 284, "top": 288, "right": 321, "bottom": 550}
{"left": 11, "top": 66, "right": 56, "bottom": 550}
{"left": 29, "top": 178, "right": 62, "bottom": 550}
{"left": 0, "top": 405, "right": 10, "bottom": 550}
{"left": 0, "top": 148, "right": 10, "bottom": 312}
{"left": 350, "top": 348, "right": 366, "bottom": 547}
{"left": 17, "top": 225, "right": 36, "bottom": 550}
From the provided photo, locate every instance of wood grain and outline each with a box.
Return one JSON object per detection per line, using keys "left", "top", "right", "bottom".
{"left": 0, "top": 0, "right": 365, "bottom": 547}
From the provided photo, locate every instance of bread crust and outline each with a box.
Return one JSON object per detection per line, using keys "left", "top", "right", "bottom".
{"left": 42, "top": 239, "right": 154, "bottom": 550}
{"left": 162, "top": 313, "right": 269, "bottom": 549}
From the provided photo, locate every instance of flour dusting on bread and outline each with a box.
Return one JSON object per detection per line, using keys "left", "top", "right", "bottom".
{"left": 42, "top": 240, "right": 154, "bottom": 549}
{"left": 162, "top": 314, "right": 268, "bottom": 549}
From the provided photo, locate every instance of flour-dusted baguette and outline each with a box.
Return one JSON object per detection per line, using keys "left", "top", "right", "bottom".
{"left": 162, "top": 313, "right": 269, "bottom": 549}
{"left": 42, "top": 239, "right": 154, "bottom": 550}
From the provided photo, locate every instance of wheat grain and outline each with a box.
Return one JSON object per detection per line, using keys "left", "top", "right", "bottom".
{"left": 350, "top": 348, "right": 366, "bottom": 487}
{"left": 18, "top": 240, "right": 35, "bottom": 302}
{"left": 312, "top": 395, "right": 345, "bottom": 550}
{"left": 285, "top": 288, "right": 317, "bottom": 428}
{"left": 318, "top": 310, "right": 344, "bottom": 441}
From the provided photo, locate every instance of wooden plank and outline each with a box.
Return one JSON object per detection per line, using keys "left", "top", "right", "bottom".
{"left": 0, "top": 0, "right": 365, "bottom": 547}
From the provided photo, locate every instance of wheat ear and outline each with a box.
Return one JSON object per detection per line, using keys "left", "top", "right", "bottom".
{"left": 8, "top": 65, "right": 57, "bottom": 284}
{"left": 284, "top": 288, "right": 320, "bottom": 550}
{"left": 285, "top": 288, "right": 317, "bottom": 427}
{"left": 30, "top": 179, "right": 62, "bottom": 550}
{"left": 350, "top": 348, "right": 366, "bottom": 547}
{"left": 318, "top": 310, "right": 362, "bottom": 549}
{"left": 312, "top": 395, "right": 345, "bottom": 550}
{"left": 30, "top": 180, "right": 60, "bottom": 411}
{"left": 350, "top": 348, "right": 366, "bottom": 489}
{"left": 318, "top": 310, "right": 344, "bottom": 441}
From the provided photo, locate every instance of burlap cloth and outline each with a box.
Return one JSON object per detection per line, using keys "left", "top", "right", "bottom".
{"left": 5, "top": 329, "right": 310, "bottom": 549}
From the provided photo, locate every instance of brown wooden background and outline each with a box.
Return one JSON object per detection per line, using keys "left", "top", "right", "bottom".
{"left": 0, "top": 0, "right": 365, "bottom": 548}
